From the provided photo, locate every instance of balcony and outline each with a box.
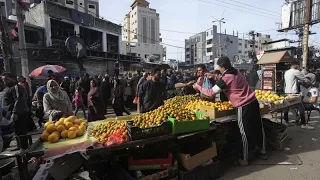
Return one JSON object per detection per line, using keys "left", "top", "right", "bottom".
{"left": 44, "top": 1, "right": 121, "bottom": 35}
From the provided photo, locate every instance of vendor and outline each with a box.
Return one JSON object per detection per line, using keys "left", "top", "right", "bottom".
{"left": 194, "top": 56, "right": 265, "bottom": 165}
{"left": 195, "top": 64, "right": 216, "bottom": 102}
{"left": 43, "top": 80, "right": 73, "bottom": 121}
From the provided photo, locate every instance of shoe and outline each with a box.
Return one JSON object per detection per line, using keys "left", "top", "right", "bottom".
{"left": 301, "top": 124, "right": 315, "bottom": 130}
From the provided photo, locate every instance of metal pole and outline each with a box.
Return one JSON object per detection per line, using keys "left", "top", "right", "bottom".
{"left": 219, "top": 21, "right": 222, "bottom": 57}
{"left": 302, "top": 0, "right": 311, "bottom": 69}
{"left": 0, "top": 16, "right": 10, "bottom": 72}
{"left": 16, "top": 0, "right": 30, "bottom": 82}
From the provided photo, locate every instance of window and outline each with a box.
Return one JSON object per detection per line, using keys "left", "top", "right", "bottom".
{"left": 239, "top": 51, "right": 242, "bottom": 53}
{"left": 255, "top": 45, "right": 258, "bottom": 48}
{"left": 211, "top": 30, "right": 213, "bottom": 35}
{"left": 66, "top": 0, "right": 73, "bottom": 5}
{"left": 0, "top": 2, "right": 5, "bottom": 6}
{"left": 138, "top": 54, "right": 140, "bottom": 56}
{"left": 145, "top": 54, "right": 148, "bottom": 58}
{"left": 79, "top": 2, "right": 83, "bottom": 5}
{"left": 88, "top": 4, "right": 95, "bottom": 9}
{"left": 250, "top": 45, "right": 253, "bottom": 47}
{"left": 245, "top": 44, "right": 247, "bottom": 48}
{"left": 135, "top": 20, "right": 137, "bottom": 23}
{"left": 239, "top": 43, "right": 242, "bottom": 46}
{"left": 206, "top": 32, "right": 208, "bottom": 36}
{"left": 207, "top": 48, "right": 212, "bottom": 53}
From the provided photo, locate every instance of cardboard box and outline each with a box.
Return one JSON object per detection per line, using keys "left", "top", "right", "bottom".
{"left": 179, "top": 142, "right": 217, "bottom": 170}
{"left": 199, "top": 104, "right": 236, "bottom": 120}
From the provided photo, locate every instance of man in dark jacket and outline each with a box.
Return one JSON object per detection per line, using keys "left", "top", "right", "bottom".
{"left": 138, "top": 68, "right": 165, "bottom": 113}
{"left": 2, "top": 73, "right": 31, "bottom": 150}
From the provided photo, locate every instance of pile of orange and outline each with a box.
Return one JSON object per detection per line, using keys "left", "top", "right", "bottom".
{"left": 40, "top": 116, "right": 88, "bottom": 143}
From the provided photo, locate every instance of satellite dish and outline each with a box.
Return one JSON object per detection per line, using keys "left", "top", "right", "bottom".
{"left": 65, "top": 36, "right": 87, "bottom": 58}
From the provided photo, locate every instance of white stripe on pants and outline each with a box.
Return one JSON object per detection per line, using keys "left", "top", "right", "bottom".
{"left": 237, "top": 107, "right": 249, "bottom": 161}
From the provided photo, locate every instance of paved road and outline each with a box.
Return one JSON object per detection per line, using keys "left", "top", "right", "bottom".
{"left": 221, "top": 111, "right": 320, "bottom": 180}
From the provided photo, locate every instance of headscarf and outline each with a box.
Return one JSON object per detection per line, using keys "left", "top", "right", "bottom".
{"left": 87, "top": 79, "right": 99, "bottom": 107}
{"left": 46, "top": 80, "right": 68, "bottom": 103}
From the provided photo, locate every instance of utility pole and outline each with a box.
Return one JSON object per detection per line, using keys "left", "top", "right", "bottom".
{"left": 302, "top": 0, "right": 311, "bottom": 69}
{"left": 15, "top": 0, "right": 30, "bottom": 79}
{"left": 249, "top": 30, "right": 257, "bottom": 63}
{"left": 0, "top": 15, "right": 11, "bottom": 72}
{"left": 213, "top": 18, "right": 226, "bottom": 57}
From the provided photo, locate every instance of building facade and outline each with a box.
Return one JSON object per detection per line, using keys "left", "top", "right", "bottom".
{"left": 0, "top": 0, "right": 99, "bottom": 17}
{"left": 185, "top": 25, "right": 238, "bottom": 65}
{"left": 121, "top": 0, "right": 166, "bottom": 62}
{"left": 237, "top": 33, "right": 272, "bottom": 63}
{"left": 5, "top": 0, "right": 139, "bottom": 76}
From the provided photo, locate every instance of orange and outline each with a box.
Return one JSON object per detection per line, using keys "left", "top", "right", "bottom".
{"left": 58, "top": 117, "right": 65, "bottom": 122}
{"left": 79, "top": 119, "right": 85, "bottom": 123}
{"left": 40, "top": 131, "right": 50, "bottom": 141}
{"left": 73, "top": 119, "right": 81, "bottom": 125}
{"left": 80, "top": 122, "right": 88, "bottom": 127}
{"left": 79, "top": 125, "right": 86, "bottom": 131}
{"left": 52, "top": 131, "right": 61, "bottom": 138}
{"left": 56, "top": 125, "right": 66, "bottom": 132}
{"left": 69, "top": 127, "right": 78, "bottom": 131}
{"left": 44, "top": 121, "right": 53, "bottom": 128}
{"left": 61, "top": 130, "right": 68, "bottom": 139}
{"left": 55, "top": 121, "right": 64, "bottom": 127}
{"left": 46, "top": 124, "right": 56, "bottom": 133}
{"left": 76, "top": 129, "right": 84, "bottom": 137}
{"left": 68, "top": 131, "right": 77, "bottom": 139}
{"left": 73, "top": 124, "right": 80, "bottom": 128}
{"left": 65, "top": 122, "right": 73, "bottom": 129}
{"left": 48, "top": 133, "right": 59, "bottom": 143}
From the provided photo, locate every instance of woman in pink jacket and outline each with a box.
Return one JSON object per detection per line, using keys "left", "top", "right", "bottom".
{"left": 194, "top": 56, "right": 265, "bottom": 165}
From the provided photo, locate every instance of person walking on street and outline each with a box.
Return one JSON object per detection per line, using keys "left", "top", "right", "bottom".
{"left": 2, "top": 73, "right": 33, "bottom": 150}
{"left": 113, "top": 79, "right": 130, "bottom": 116}
{"left": 61, "top": 76, "right": 71, "bottom": 101}
{"left": 87, "top": 79, "right": 106, "bottom": 122}
{"left": 73, "top": 87, "right": 86, "bottom": 118}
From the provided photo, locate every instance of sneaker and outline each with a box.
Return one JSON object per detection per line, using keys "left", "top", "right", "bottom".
{"left": 301, "top": 124, "right": 315, "bottom": 130}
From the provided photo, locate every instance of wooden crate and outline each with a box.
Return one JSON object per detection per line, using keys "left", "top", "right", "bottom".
{"left": 199, "top": 104, "right": 236, "bottom": 120}
{"left": 259, "top": 104, "right": 270, "bottom": 115}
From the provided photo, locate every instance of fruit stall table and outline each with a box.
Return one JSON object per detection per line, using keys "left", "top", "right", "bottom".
{"left": 20, "top": 125, "right": 220, "bottom": 180}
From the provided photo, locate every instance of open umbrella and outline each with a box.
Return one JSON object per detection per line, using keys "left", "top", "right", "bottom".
{"left": 30, "top": 65, "right": 66, "bottom": 77}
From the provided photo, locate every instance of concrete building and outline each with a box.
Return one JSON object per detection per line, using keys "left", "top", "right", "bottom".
{"left": 0, "top": 0, "right": 99, "bottom": 17}
{"left": 121, "top": 0, "right": 166, "bottom": 62}
{"left": 4, "top": 0, "right": 139, "bottom": 76}
{"left": 237, "top": 33, "right": 272, "bottom": 63}
{"left": 262, "top": 39, "right": 291, "bottom": 51}
{"left": 185, "top": 25, "right": 238, "bottom": 65}
{"left": 185, "top": 32, "right": 207, "bottom": 65}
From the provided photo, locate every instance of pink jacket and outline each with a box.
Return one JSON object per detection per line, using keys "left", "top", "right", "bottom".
{"left": 73, "top": 90, "right": 83, "bottom": 106}
{"left": 194, "top": 71, "right": 256, "bottom": 108}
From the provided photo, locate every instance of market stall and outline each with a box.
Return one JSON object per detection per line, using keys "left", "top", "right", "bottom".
{"left": 10, "top": 92, "right": 304, "bottom": 180}
{"left": 257, "top": 51, "right": 293, "bottom": 93}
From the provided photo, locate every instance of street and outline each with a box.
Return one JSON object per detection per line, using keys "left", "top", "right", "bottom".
{"left": 222, "top": 111, "right": 320, "bottom": 180}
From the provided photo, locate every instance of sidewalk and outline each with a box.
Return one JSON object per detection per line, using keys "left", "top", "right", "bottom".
{"left": 221, "top": 111, "right": 320, "bottom": 180}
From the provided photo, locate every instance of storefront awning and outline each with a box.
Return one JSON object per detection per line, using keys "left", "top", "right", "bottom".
{"left": 257, "top": 51, "right": 292, "bottom": 65}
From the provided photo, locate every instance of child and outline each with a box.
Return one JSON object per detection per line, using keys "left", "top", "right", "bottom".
{"left": 73, "top": 87, "right": 86, "bottom": 118}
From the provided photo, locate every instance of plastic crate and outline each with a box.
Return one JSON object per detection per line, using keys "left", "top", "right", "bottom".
{"left": 128, "top": 153, "right": 173, "bottom": 170}
{"left": 179, "top": 160, "right": 221, "bottom": 180}
{"left": 168, "top": 112, "right": 210, "bottom": 134}
{"left": 126, "top": 121, "right": 172, "bottom": 141}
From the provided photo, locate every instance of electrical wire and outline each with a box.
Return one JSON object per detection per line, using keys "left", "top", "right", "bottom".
{"left": 195, "top": 0, "right": 280, "bottom": 20}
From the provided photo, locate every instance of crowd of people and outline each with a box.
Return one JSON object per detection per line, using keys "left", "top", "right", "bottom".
{"left": 0, "top": 56, "right": 319, "bottom": 166}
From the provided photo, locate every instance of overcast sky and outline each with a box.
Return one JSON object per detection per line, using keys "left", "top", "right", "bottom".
{"left": 99, "top": 0, "right": 320, "bottom": 61}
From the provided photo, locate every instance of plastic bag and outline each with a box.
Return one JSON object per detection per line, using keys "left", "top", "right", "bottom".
{"left": 200, "top": 76, "right": 214, "bottom": 99}
{"left": 105, "top": 134, "right": 130, "bottom": 146}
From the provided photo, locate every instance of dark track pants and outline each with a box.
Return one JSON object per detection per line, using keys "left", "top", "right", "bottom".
{"left": 237, "top": 100, "right": 265, "bottom": 161}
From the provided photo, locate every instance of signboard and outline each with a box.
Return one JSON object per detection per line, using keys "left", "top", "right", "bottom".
{"left": 263, "top": 70, "right": 274, "bottom": 91}
{"left": 281, "top": 3, "right": 291, "bottom": 29}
